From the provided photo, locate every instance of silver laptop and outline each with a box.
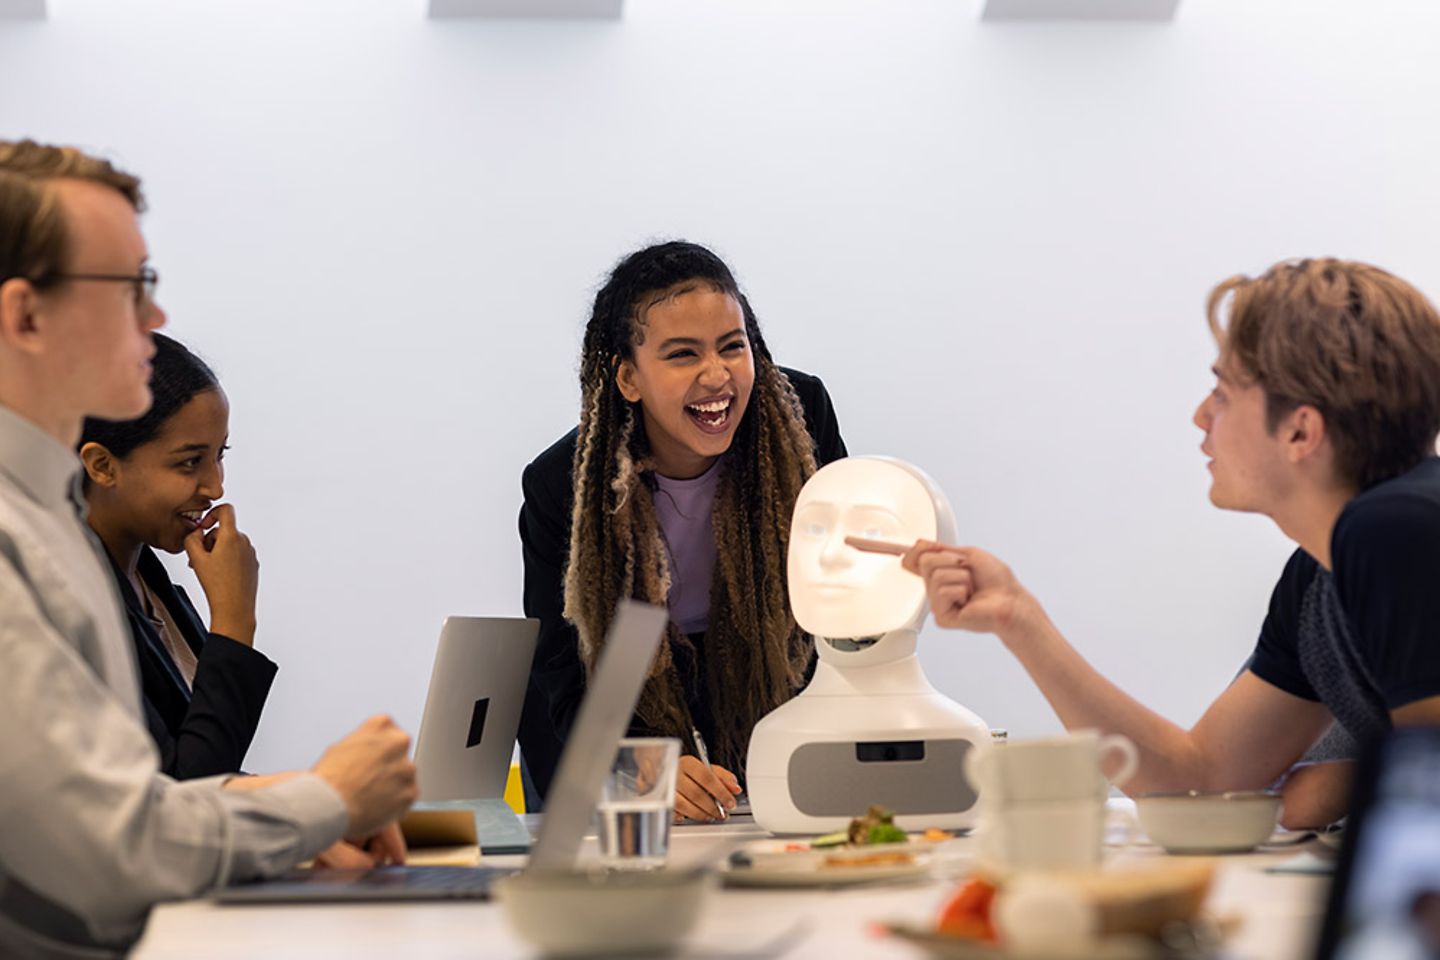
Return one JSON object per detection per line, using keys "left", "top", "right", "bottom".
{"left": 527, "top": 600, "right": 669, "bottom": 872}
{"left": 215, "top": 600, "right": 668, "bottom": 903}
{"left": 413, "top": 616, "right": 538, "bottom": 803}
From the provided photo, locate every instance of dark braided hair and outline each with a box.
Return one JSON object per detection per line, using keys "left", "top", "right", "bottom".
{"left": 564, "top": 241, "right": 819, "bottom": 773}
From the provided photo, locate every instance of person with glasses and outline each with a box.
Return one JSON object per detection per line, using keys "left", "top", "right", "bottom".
{"left": 34, "top": 264, "right": 159, "bottom": 313}
{"left": 0, "top": 138, "right": 418, "bottom": 956}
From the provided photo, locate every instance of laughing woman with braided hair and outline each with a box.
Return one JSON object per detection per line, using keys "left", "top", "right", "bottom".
{"left": 519, "top": 241, "right": 846, "bottom": 820}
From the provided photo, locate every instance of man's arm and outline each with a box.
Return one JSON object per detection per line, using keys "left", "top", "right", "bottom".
{"left": 1274, "top": 696, "right": 1440, "bottom": 829}
{"left": 904, "top": 543, "right": 1332, "bottom": 793}
{"left": 0, "top": 565, "right": 347, "bottom": 948}
{"left": 1277, "top": 761, "right": 1353, "bottom": 829}
{"left": 1394, "top": 695, "right": 1440, "bottom": 726}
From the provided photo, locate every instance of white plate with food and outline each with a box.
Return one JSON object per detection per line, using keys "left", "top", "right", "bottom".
{"left": 722, "top": 807, "right": 952, "bottom": 888}
{"left": 723, "top": 842, "right": 934, "bottom": 888}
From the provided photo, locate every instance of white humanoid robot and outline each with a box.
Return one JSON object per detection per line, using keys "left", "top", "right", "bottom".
{"left": 746, "top": 456, "right": 990, "bottom": 834}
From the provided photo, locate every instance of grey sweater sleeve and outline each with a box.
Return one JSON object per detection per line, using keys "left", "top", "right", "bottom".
{"left": 0, "top": 560, "right": 346, "bottom": 952}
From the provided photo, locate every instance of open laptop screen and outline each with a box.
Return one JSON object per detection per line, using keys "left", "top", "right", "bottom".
{"left": 1314, "top": 726, "right": 1440, "bottom": 960}
{"left": 527, "top": 600, "right": 669, "bottom": 872}
{"left": 413, "top": 617, "right": 539, "bottom": 802}
{"left": 215, "top": 600, "right": 667, "bottom": 905}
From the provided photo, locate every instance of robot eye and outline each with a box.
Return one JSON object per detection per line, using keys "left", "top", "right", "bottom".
{"left": 805, "top": 522, "right": 828, "bottom": 538}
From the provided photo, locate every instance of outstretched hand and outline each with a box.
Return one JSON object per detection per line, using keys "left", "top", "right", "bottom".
{"left": 900, "top": 541, "right": 1029, "bottom": 636}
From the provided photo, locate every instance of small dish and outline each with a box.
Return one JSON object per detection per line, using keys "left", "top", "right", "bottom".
{"left": 724, "top": 860, "right": 931, "bottom": 888}
{"left": 1135, "top": 790, "right": 1282, "bottom": 854}
{"left": 494, "top": 868, "right": 714, "bottom": 956}
{"left": 740, "top": 838, "right": 928, "bottom": 868}
{"left": 723, "top": 839, "right": 935, "bottom": 888}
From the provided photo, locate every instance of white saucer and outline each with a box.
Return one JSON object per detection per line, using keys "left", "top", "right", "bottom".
{"left": 723, "top": 859, "right": 931, "bottom": 888}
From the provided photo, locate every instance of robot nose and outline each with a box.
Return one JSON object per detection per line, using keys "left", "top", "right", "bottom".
{"left": 819, "top": 532, "right": 854, "bottom": 570}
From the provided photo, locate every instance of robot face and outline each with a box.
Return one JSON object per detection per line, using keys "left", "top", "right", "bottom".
{"left": 788, "top": 458, "right": 939, "bottom": 639}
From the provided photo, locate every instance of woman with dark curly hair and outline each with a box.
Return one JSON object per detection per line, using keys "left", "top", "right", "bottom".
{"left": 520, "top": 241, "right": 846, "bottom": 820}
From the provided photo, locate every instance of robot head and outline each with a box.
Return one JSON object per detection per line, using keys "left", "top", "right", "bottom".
{"left": 788, "top": 457, "right": 956, "bottom": 655}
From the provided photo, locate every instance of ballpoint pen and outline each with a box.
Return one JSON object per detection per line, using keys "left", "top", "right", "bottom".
{"left": 692, "top": 726, "right": 727, "bottom": 821}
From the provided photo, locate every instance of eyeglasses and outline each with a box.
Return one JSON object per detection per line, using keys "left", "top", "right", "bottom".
{"left": 35, "top": 266, "right": 159, "bottom": 310}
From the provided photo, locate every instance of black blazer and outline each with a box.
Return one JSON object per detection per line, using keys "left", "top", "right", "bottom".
{"left": 109, "top": 547, "right": 277, "bottom": 779}
{"left": 517, "top": 368, "right": 847, "bottom": 802}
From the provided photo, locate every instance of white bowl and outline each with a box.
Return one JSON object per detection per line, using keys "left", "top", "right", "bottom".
{"left": 1135, "top": 791, "right": 1282, "bottom": 854}
{"left": 495, "top": 868, "right": 714, "bottom": 956}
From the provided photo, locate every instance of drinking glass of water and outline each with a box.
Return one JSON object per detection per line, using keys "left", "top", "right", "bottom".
{"left": 598, "top": 738, "right": 680, "bottom": 869}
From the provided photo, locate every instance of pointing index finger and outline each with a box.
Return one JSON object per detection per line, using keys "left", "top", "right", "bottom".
{"left": 844, "top": 536, "right": 911, "bottom": 556}
{"left": 905, "top": 541, "right": 972, "bottom": 575}
{"left": 901, "top": 539, "right": 941, "bottom": 573}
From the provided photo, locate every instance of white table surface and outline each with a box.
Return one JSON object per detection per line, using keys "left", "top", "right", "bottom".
{"left": 131, "top": 811, "right": 1331, "bottom": 959}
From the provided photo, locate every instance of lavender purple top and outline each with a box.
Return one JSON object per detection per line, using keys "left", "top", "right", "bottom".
{"left": 653, "top": 458, "right": 723, "bottom": 634}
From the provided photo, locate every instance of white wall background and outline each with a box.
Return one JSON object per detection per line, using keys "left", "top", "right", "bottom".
{"left": 4, "top": 0, "right": 1437, "bottom": 773}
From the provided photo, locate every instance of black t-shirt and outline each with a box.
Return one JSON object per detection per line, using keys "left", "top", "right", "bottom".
{"left": 1249, "top": 458, "right": 1440, "bottom": 740}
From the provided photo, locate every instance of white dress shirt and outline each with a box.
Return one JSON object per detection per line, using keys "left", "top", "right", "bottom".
{"left": 0, "top": 405, "right": 347, "bottom": 957}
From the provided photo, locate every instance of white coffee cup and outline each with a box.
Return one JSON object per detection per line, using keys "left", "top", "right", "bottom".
{"left": 977, "top": 798, "right": 1107, "bottom": 872}
{"left": 964, "top": 729, "right": 1139, "bottom": 804}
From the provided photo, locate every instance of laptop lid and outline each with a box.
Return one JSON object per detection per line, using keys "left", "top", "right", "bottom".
{"left": 413, "top": 617, "right": 539, "bottom": 802}
{"left": 1314, "top": 726, "right": 1440, "bottom": 959}
{"left": 527, "top": 599, "right": 669, "bottom": 872}
{"left": 212, "top": 600, "right": 666, "bottom": 906}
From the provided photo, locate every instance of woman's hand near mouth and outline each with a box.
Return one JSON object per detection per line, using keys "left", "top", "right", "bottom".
{"left": 184, "top": 503, "right": 260, "bottom": 647}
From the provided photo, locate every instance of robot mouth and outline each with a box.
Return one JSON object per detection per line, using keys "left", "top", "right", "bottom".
{"left": 810, "top": 582, "right": 860, "bottom": 596}
{"left": 826, "top": 637, "right": 880, "bottom": 651}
